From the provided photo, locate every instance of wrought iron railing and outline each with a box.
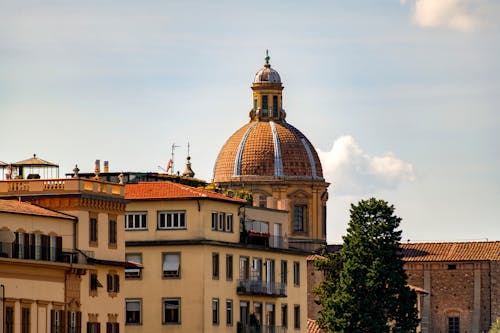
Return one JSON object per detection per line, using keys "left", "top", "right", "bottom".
{"left": 237, "top": 279, "right": 286, "bottom": 297}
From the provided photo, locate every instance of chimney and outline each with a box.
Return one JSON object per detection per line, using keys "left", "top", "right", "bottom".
{"left": 94, "top": 160, "right": 101, "bottom": 178}
{"left": 103, "top": 161, "right": 109, "bottom": 173}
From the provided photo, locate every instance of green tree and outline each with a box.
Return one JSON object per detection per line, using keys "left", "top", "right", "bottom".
{"left": 490, "top": 318, "right": 500, "bottom": 333}
{"left": 314, "top": 198, "right": 419, "bottom": 333}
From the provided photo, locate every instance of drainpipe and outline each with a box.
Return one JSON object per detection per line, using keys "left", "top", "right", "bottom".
{"left": 1, "top": 284, "right": 4, "bottom": 333}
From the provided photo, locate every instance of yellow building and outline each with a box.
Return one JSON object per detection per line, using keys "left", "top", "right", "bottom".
{"left": 0, "top": 176, "right": 127, "bottom": 333}
{"left": 124, "top": 181, "right": 309, "bottom": 333}
{"left": 213, "top": 53, "right": 329, "bottom": 251}
{"left": 0, "top": 199, "right": 88, "bottom": 333}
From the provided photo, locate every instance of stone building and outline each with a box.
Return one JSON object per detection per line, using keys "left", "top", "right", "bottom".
{"left": 307, "top": 241, "right": 500, "bottom": 333}
{"left": 213, "top": 53, "right": 329, "bottom": 252}
{"left": 402, "top": 241, "right": 500, "bottom": 333}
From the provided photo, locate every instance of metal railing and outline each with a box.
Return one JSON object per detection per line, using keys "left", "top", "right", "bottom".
{"left": 237, "top": 279, "right": 286, "bottom": 297}
{"left": 240, "top": 233, "right": 289, "bottom": 250}
{"left": 237, "top": 324, "right": 287, "bottom": 333}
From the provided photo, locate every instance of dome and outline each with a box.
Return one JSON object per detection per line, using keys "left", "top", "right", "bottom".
{"left": 254, "top": 65, "right": 281, "bottom": 83}
{"left": 213, "top": 120, "right": 323, "bottom": 182}
{"left": 253, "top": 50, "right": 281, "bottom": 83}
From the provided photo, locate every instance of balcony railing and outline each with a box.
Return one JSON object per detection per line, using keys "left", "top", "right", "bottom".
{"left": 240, "top": 233, "right": 289, "bottom": 250}
{"left": 0, "top": 243, "right": 87, "bottom": 265}
{"left": 0, "top": 178, "right": 124, "bottom": 197}
{"left": 237, "top": 279, "right": 286, "bottom": 297}
{"left": 237, "top": 324, "right": 287, "bottom": 333}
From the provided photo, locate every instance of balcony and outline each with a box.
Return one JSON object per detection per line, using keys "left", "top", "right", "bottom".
{"left": 237, "top": 279, "right": 286, "bottom": 297}
{"left": 237, "top": 324, "right": 287, "bottom": 333}
{"left": 0, "top": 178, "right": 124, "bottom": 197}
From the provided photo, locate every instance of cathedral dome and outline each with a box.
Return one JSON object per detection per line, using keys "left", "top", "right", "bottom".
{"left": 213, "top": 120, "right": 323, "bottom": 182}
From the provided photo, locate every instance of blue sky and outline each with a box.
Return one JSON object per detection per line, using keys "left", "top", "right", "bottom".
{"left": 1, "top": 0, "right": 499, "bottom": 243}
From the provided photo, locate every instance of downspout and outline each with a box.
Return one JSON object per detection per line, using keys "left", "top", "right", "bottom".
{"left": 1, "top": 284, "right": 4, "bottom": 333}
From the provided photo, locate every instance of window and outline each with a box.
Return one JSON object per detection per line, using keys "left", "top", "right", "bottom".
{"left": 218, "top": 212, "right": 225, "bottom": 231}
{"left": 125, "top": 253, "right": 142, "bottom": 279}
{"left": 273, "top": 95, "right": 278, "bottom": 117}
{"left": 158, "top": 211, "right": 186, "bottom": 230}
{"left": 68, "top": 311, "right": 81, "bottom": 333}
{"left": 226, "top": 214, "right": 233, "bottom": 232}
{"left": 281, "top": 260, "right": 288, "bottom": 284}
{"left": 109, "top": 220, "right": 117, "bottom": 245}
{"left": 448, "top": 317, "right": 459, "bottom": 333}
{"left": 6, "top": 306, "right": 14, "bottom": 333}
{"left": 322, "top": 205, "right": 327, "bottom": 237}
{"left": 212, "top": 253, "right": 219, "bottom": 279}
{"left": 448, "top": 264, "right": 457, "bottom": 270}
{"left": 226, "top": 300, "right": 233, "bottom": 326}
{"left": 293, "top": 305, "right": 300, "bottom": 330}
{"left": 163, "top": 298, "right": 180, "bottom": 324}
{"left": 87, "top": 322, "right": 100, "bottom": 333}
{"left": 22, "top": 307, "right": 30, "bottom": 333}
{"left": 212, "top": 298, "right": 219, "bottom": 325}
{"left": 281, "top": 303, "right": 288, "bottom": 328}
{"left": 125, "top": 212, "right": 147, "bottom": 230}
{"left": 126, "top": 299, "right": 142, "bottom": 325}
{"left": 107, "top": 273, "right": 120, "bottom": 293}
{"left": 258, "top": 195, "right": 267, "bottom": 208}
{"left": 90, "top": 272, "right": 102, "bottom": 292}
{"left": 90, "top": 218, "right": 98, "bottom": 243}
{"left": 18, "top": 232, "right": 25, "bottom": 259}
{"left": 240, "top": 257, "right": 249, "bottom": 280}
{"left": 293, "top": 206, "right": 305, "bottom": 232}
{"left": 293, "top": 262, "right": 300, "bottom": 286}
{"left": 252, "top": 258, "right": 262, "bottom": 281}
{"left": 262, "top": 95, "right": 268, "bottom": 111}
{"left": 211, "top": 212, "right": 218, "bottom": 230}
{"left": 226, "top": 255, "right": 233, "bottom": 280}
{"left": 49, "top": 235, "right": 57, "bottom": 261}
{"left": 106, "top": 323, "right": 119, "bottom": 333}
{"left": 254, "top": 98, "right": 257, "bottom": 110}
{"left": 51, "top": 309, "right": 64, "bottom": 333}
{"left": 34, "top": 234, "right": 41, "bottom": 260}
{"left": 162, "top": 253, "right": 180, "bottom": 278}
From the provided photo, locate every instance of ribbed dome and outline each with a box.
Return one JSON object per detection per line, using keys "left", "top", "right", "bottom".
{"left": 254, "top": 65, "right": 281, "bottom": 83}
{"left": 213, "top": 120, "right": 323, "bottom": 182}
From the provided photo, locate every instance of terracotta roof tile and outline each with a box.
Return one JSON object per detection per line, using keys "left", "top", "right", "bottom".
{"left": 214, "top": 120, "right": 323, "bottom": 182}
{"left": 0, "top": 199, "right": 74, "bottom": 219}
{"left": 125, "top": 182, "right": 247, "bottom": 203}
{"left": 307, "top": 319, "right": 325, "bottom": 333}
{"left": 401, "top": 241, "right": 500, "bottom": 262}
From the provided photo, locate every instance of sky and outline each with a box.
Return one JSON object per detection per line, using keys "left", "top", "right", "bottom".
{"left": 1, "top": 0, "right": 499, "bottom": 243}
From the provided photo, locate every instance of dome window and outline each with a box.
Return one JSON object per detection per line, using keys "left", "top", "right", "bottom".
{"left": 272, "top": 96, "right": 278, "bottom": 117}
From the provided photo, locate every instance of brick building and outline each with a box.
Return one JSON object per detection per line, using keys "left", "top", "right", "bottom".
{"left": 402, "top": 241, "right": 500, "bottom": 333}
{"left": 307, "top": 241, "right": 500, "bottom": 333}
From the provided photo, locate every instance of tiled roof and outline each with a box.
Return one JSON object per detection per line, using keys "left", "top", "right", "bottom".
{"left": 0, "top": 199, "right": 74, "bottom": 220}
{"left": 213, "top": 120, "right": 323, "bottom": 182}
{"left": 307, "top": 254, "right": 324, "bottom": 261}
{"left": 13, "top": 154, "right": 58, "bottom": 166}
{"left": 401, "top": 241, "right": 500, "bottom": 262}
{"left": 125, "top": 182, "right": 247, "bottom": 203}
{"left": 307, "top": 319, "right": 325, "bottom": 333}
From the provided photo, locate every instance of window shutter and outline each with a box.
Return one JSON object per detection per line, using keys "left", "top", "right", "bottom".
{"left": 13, "top": 232, "right": 19, "bottom": 258}
{"left": 116, "top": 324, "right": 119, "bottom": 333}
{"left": 97, "top": 323, "right": 101, "bottom": 332}
{"left": 107, "top": 274, "right": 112, "bottom": 292}
{"left": 61, "top": 310, "right": 66, "bottom": 332}
{"left": 56, "top": 236, "right": 63, "bottom": 261}
{"left": 106, "top": 323, "right": 111, "bottom": 333}
{"left": 42, "top": 235, "right": 49, "bottom": 260}
{"left": 86, "top": 323, "right": 90, "bottom": 333}
{"left": 24, "top": 233, "right": 30, "bottom": 259}
{"left": 51, "top": 309, "right": 55, "bottom": 333}
{"left": 114, "top": 275, "right": 120, "bottom": 292}
{"left": 30, "top": 233, "right": 36, "bottom": 259}
{"left": 67, "top": 312, "right": 71, "bottom": 333}
{"left": 76, "top": 312, "right": 82, "bottom": 333}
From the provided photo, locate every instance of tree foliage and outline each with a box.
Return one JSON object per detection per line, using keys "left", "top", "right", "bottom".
{"left": 490, "top": 318, "right": 500, "bottom": 333}
{"left": 314, "top": 198, "right": 419, "bottom": 333}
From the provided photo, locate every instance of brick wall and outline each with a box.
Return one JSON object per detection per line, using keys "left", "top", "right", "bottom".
{"left": 307, "top": 259, "right": 324, "bottom": 320}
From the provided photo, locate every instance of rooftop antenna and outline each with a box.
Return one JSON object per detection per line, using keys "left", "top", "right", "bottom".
{"left": 169, "top": 143, "right": 181, "bottom": 175}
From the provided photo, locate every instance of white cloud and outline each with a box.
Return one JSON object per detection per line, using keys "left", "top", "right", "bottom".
{"left": 318, "top": 136, "right": 414, "bottom": 196}
{"left": 404, "top": 0, "right": 495, "bottom": 31}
